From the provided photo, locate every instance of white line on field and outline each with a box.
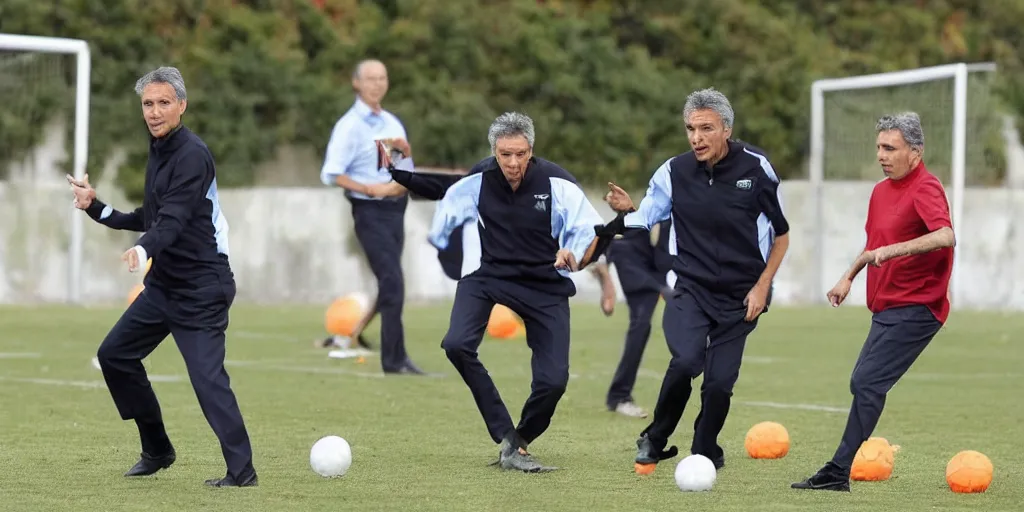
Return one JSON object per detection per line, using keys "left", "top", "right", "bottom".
{"left": 742, "top": 356, "right": 782, "bottom": 364}
{"left": 903, "top": 372, "right": 1022, "bottom": 381}
{"left": 224, "top": 360, "right": 385, "bottom": 379}
{"left": 231, "top": 331, "right": 294, "bottom": 341}
{"left": 0, "top": 373, "right": 182, "bottom": 389}
{"left": 0, "top": 352, "right": 42, "bottom": 359}
{"left": 0, "top": 376, "right": 106, "bottom": 389}
{"left": 738, "top": 401, "right": 847, "bottom": 413}
{"left": 149, "top": 375, "right": 184, "bottom": 383}
{"left": 224, "top": 359, "right": 848, "bottom": 413}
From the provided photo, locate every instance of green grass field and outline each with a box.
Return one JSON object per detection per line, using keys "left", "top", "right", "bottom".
{"left": 0, "top": 301, "right": 1021, "bottom": 511}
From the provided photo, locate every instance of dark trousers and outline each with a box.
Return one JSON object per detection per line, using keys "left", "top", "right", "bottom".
{"left": 831, "top": 304, "right": 941, "bottom": 470}
{"left": 606, "top": 290, "right": 660, "bottom": 408}
{"left": 641, "top": 289, "right": 756, "bottom": 461}
{"left": 351, "top": 197, "right": 409, "bottom": 371}
{"left": 95, "top": 280, "right": 255, "bottom": 481}
{"left": 441, "top": 275, "right": 571, "bottom": 446}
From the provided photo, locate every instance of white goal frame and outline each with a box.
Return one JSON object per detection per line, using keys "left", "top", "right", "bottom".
{"left": 0, "top": 33, "right": 91, "bottom": 304}
{"left": 809, "top": 62, "right": 997, "bottom": 309}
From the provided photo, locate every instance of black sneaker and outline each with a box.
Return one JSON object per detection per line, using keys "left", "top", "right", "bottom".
{"left": 634, "top": 433, "right": 678, "bottom": 474}
{"left": 497, "top": 438, "right": 557, "bottom": 473}
{"left": 205, "top": 473, "right": 258, "bottom": 488}
{"left": 791, "top": 462, "right": 851, "bottom": 492}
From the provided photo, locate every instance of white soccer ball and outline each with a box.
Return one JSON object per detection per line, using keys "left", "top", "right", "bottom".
{"left": 674, "top": 454, "right": 717, "bottom": 492}
{"left": 310, "top": 435, "right": 352, "bottom": 478}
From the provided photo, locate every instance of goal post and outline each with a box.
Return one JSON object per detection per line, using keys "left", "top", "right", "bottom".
{"left": 0, "top": 33, "right": 91, "bottom": 304}
{"left": 809, "top": 62, "right": 998, "bottom": 309}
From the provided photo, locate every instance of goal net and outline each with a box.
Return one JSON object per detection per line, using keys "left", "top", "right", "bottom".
{"left": 809, "top": 62, "right": 999, "bottom": 308}
{"left": 0, "top": 34, "right": 91, "bottom": 304}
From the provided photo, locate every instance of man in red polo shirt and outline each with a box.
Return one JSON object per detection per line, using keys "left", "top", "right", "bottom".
{"left": 792, "top": 112, "right": 956, "bottom": 492}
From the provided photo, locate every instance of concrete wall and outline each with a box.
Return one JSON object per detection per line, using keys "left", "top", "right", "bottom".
{"left": 5, "top": 121, "right": 1024, "bottom": 310}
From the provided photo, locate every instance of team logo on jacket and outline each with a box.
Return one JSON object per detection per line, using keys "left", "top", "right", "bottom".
{"left": 534, "top": 194, "right": 549, "bottom": 212}
{"left": 735, "top": 179, "right": 752, "bottom": 190}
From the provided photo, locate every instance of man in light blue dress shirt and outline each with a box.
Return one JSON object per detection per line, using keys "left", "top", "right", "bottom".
{"left": 319, "top": 59, "right": 424, "bottom": 376}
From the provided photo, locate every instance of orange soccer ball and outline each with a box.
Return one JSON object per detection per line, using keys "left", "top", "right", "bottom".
{"left": 946, "top": 450, "right": 993, "bottom": 493}
{"left": 487, "top": 304, "right": 523, "bottom": 340}
{"left": 324, "top": 293, "right": 368, "bottom": 337}
{"left": 851, "top": 437, "right": 895, "bottom": 481}
{"left": 127, "top": 283, "right": 145, "bottom": 305}
{"left": 744, "top": 421, "right": 790, "bottom": 459}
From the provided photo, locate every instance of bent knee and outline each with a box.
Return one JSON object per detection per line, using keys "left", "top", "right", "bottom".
{"left": 96, "top": 339, "right": 125, "bottom": 367}
{"left": 668, "top": 355, "right": 703, "bottom": 379}
{"left": 849, "top": 373, "right": 884, "bottom": 397}
{"left": 534, "top": 369, "right": 569, "bottom": 394}
{"left": 441, "top": 335, "right": 476, "bottom": 358}
{"left": 535, "top": 379, "right": 568, "bottom": 397}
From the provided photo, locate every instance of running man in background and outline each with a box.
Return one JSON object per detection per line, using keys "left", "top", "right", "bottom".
{"left": 597, "top": 218, "right": 676, "bottom": 419}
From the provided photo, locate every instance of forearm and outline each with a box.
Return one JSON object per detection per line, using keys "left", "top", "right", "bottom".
{"left": 85, "top": 200, "right": 144, "bottom": 232}
{"left": 390, "top": 169, "right": 460, "bottom": 200}
{"left": 137, "top": 218, "right": 186, "bottom": 259}
{"left": 756, "top": 233, "right": 789, "bottom": 288}
{"left": 377, "top": 181, "right": 407, "bottom": 197}
{"left": 578, "top": 237, "right": 602, "bottom": 270}
{"left": 333, "top": 175, "right": 370, "bottom": 195}
{"left": 842, "top": 251, "right": 871, "bottom": 282}
{"left": 882, "top": 226, "right": 955, "bottom": 258}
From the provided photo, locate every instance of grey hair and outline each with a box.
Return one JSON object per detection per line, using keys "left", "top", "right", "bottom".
{"left": 876, "top": 112, "right": 924, "bottom": 150}
{"left": 134, "top": 66, "right": 187, "bottom": 101}
{"left": 488, "top": 112, "right": 535, "bottom": 151}
{"left": 352, "top": 59, "right": 384, "bottom": 80}
{"left": 682, "top": 87, "right": 734, "bottom": 129}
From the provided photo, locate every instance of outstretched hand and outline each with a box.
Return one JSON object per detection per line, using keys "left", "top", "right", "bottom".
{"left": 66, "top": 173, "right": 96, "bottom": 210}
{"left": 605, "top": 182, "right": 635, "bottom": 213}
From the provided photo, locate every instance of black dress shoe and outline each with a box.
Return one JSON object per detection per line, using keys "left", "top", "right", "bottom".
{"left": 384, "top": 361, "right": 426, "bottom": 375}
{"left": 205, "top": 473, "right": 258, "bottom": 487}
{"left": 124, "top": 451, "right": 176, "bottom": 477}
{"left": 791, "top": 463, "right": 851, "bottom": 492}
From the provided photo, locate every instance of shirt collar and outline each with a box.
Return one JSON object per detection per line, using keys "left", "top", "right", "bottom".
{"left": 890, "top": 160, "right": 925, "bottom": 188}
{"left": 150, "top": 124, "right": 188, "bottom": 154}
{"left": 696, "top": 140, "right": 737, "bottom": 173}
{"left": 352, "top": 97, "right": 383, "bottom": 123}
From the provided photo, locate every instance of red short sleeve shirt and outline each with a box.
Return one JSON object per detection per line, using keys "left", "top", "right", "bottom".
{"left": 864, "top": 162, "right": 954, "bottom": 324}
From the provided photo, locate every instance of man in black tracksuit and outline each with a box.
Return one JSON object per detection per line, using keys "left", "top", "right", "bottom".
{"left": 601, "top": 218, "right": 675, "bottom": 418}
{"left": 606, "top": 88, "right": 791, "bottom": 475}
{"left": 425, "top": 112, "right": 621, "bottom": 473}
{"left": 68, "top": 67, "right": 256, "bottom": 487}
{"left": 392, "top": 157, "right": 674, "bottom": 420}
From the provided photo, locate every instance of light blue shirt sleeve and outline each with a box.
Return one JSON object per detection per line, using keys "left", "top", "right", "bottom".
{"left": 320, "top": 118, "right": 356, "bottom": 186}
{"left": 550, "top": 177, "right": 605, "bottom": 268}
{"left": 623, "top": 158, "right": 673, "bottom": 230}
{"left": 427, "top": 173, "right": 483, "bottom": 250}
